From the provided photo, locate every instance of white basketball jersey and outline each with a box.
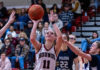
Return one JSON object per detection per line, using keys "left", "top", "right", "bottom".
{"left": 34, "top": 44, "right": 57, "bottom": 70}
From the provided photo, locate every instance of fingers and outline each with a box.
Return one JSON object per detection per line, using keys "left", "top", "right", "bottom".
{"left": 11, "top": 11, "right": 15, "bottom": 16}
{"left": 32, "top": 19, "right": 42, "bottom": 23}
{"left": 9, "top": 11, "right": 15, "bottom": 19}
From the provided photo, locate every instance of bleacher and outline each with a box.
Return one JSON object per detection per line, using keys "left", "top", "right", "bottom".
{"left": 0, "top": 0, "right": 100, "bottom": 70}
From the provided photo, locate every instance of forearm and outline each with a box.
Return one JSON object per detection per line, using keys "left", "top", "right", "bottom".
{"left": 0, "top": 22, "right": 11, "bottom": 38}
{"left": 66, "top": 41, "right": 91, "bottom": 61}
{"left": 53, "top": 23, "right": 62, "bottom": 37}
{"left": 30, "top": 23, "right": 38, "bottom": 40}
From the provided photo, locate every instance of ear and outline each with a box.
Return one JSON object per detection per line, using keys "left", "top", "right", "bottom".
{"left": 97, "top": 49, "right": 100, "bottom": 54}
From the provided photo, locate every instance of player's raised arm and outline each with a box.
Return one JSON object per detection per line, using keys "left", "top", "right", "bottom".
{"left": 50, "top": 14, "right": 63, "bottom": 56}
{"left": 65, "top": 40, "right": 92, "bottom": 61}
{"left": 30, "top": 20, "right": 41, "bottom": 53}
{"left": 0, "top": 11, "right": 15, "bottom": 38}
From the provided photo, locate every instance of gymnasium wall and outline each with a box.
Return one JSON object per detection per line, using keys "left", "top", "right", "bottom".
{"left": 0, "top": 0, "right": 62, "bottom": 9}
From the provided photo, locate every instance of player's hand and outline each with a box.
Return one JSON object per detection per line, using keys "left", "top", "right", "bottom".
{"left": 31, "top": 19, "right": 42, "bottom": 24}
{"left": 7, "top": 11, "right": 15, "bottom": 24}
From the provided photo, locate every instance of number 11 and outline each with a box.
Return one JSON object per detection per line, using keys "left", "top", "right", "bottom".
{"left": 43, "top": 60, "right": 50, "bottom": 69}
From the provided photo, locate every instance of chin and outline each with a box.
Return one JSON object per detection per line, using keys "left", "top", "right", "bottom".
{"left": 47, "top": 39, "right": 52, "bottom": 41}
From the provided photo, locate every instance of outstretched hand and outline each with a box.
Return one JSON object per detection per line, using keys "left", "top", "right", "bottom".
{"left": 7, "top": 11, "right": 15, "bottom": 24}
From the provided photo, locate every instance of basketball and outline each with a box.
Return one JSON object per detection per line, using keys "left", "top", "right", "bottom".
{"left": 28, "top": 4, "right": 44, "bottom": 20}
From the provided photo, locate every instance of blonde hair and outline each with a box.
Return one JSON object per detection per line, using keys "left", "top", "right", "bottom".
{"left": 19, "top": 32, "right": 28, "bottom": 39}
{"left": 69, "top": 34, "right": 76, "bottom": 38}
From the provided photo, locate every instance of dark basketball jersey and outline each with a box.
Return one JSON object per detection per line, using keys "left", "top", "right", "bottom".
{"left": 56, "top": 48, "right": 77, "bottom": 70}
{"left": 90, "top": 54, "right": 100, "bottom": 70}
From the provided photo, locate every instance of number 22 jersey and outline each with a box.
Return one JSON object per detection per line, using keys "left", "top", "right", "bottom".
{"left": 56, "top": 48, "right": 77, "bottom": 70}
{"left": 34, "top": 44, "right": 57, "bottom": 70}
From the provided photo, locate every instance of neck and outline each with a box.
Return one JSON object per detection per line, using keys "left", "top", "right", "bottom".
{"left": 61, "top": 46, "right": 67, "bottom": 51}
{"left": 45, "top": 41, "right": 53, "bottom": 49}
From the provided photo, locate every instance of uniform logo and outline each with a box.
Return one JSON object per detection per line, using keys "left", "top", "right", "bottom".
{"left": 39, "top": 52, "right": 55, "bottom": 60}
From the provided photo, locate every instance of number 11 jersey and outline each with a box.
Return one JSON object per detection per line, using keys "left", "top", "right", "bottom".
{"left": 34, "top": 44, "right": 57, "bottom": 70}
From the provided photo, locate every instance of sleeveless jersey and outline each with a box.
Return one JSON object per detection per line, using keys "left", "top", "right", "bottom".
{"left": 34, "top": 44, "right": 57, "bottom": 70}
{"left": 90, "top": 54, "right": 100, "bottom": 70}
{"left": 56, "top": 48, "right": 77, "bottom": 70}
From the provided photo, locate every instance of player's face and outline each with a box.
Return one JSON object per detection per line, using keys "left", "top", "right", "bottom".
{"left": 89, "top": 42, "right": 98, "bottom": 54}
{"left": 45, "top": 30, "right": 55, "bottom": 42}
{"left": 69, "top": 35, "right": 76, "bottom": 44}
{"left": 61, "top": 34, "right": 68, "bottom": 51}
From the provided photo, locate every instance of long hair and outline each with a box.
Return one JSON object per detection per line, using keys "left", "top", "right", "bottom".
{"left": 92, "top": 31, "right": 98, "bottom": 39}
{"left": 96, "top": 41, "right": 100, "bottom": 54}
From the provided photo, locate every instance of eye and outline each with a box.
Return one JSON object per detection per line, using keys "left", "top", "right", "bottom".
{"left": 46, "top": 32, "right": 49, "bottom": 34}
{"left": 51, "top": 32, "right": 54, "bottom": 35}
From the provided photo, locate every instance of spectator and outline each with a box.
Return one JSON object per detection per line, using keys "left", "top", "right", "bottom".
{"left": 18, "top": 8, "right": 29, "bottom": 23}
{"left": 11, "top": 38, "right": 29, "bottom": 69}
{"left": 28, "top": 49, "right": 35, "bottom": 68}
{"left": 1, "top": 39, "right": 15, "bottom": 58}
{"left": 19, "top": 32, "right": 28, "bottom": 40}
{"left": 37, "top": 0, "right": 49, "bottom": 22}
{"left": 14, "top": 8, "right": 29, "bottom": 31}
{"left": 0, "top": 52, "right": 11, "bottom": 70}
{"left": 56, "top": 33, "right": 78, "bottom": 70}
{"left": 0, "top": 19, "right": 5, "bottom": 29}
{"left": 62, "top": 0, "right": 71, "bottom": 4}
{"left": 48, "top": 9, "right": 54, "bottom": 22}
{"left": 31, "top": 0, "right": 37, "bottom": 4}
{"left": 0, "top": 40, "right": 3, "bottom": 50}
{"left": 51, "top": 4, "right": 59, "bottom": 14}
{"left": 79, "top": 0, "right": 90, "bottom": 16}
{"left": 49, "top": 14, "right": 63, "bottom": 29}
{"left": 0, "top": 1, "right": 8, "bottom": 19}
{"left": 71, "top": 0, "right": 82, "bottom": 18}
{"left": 5, "top": 26, "right": 17, "bottom": 39}
{"left": 36, "top": 22, "right": 45, "bottom": 44}
{"left": 59, "top": 4, "right": 74, "bottom": 31}
{"left": 42, "top": 22, "right": 51, "bottom": 36}
{"left": 81, "top": 32, "right": 99, "bottom": 52}
{"left": 6, "top": 32, "right": 18, "bottom": 47}
{"left": 0, "top": 19, "right": 6, "bottom": 40}
{"left": 24, "top": 21, "right": 33, "bottom": 39}
{"left": 19, "top": 31, "right": 28, "bottom": 44}
{"left": 94, "top": 0, "right": 100, "bottom": 9}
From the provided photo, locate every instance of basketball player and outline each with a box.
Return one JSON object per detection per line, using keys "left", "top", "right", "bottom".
{"left": 30, "top": 14, "right": 62, "bottom": 70}
{"left": 0, "top": 11, "right": 15, "bottom": 38}
{"left": 65, "top": 40, "right": 100, "bottom": 70}
{"left": 56, "top": 34, "right": 78, "bottom": 70}
{"left": 0, "top": 52, "right": 11, "bottom": 70}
